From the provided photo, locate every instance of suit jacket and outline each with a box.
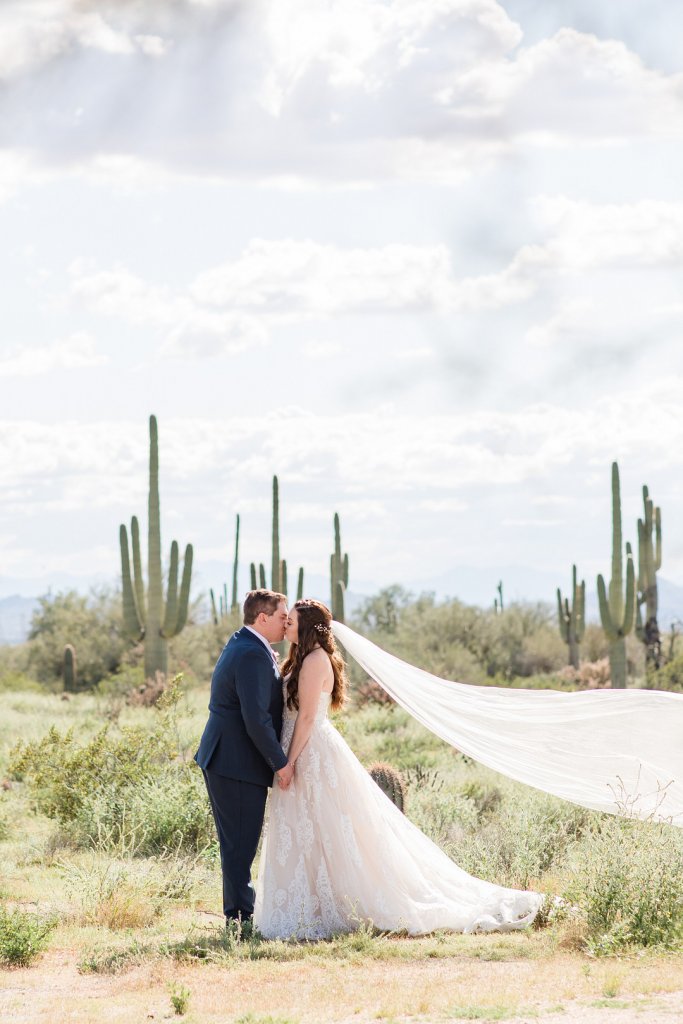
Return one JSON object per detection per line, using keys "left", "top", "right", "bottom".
{"left": 194, "top": 626, "right": 288, "bottom": 786}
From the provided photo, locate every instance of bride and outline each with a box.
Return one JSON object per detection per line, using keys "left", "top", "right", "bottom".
{"left": 254, "top": 598, "right": 544, "bottom": 940}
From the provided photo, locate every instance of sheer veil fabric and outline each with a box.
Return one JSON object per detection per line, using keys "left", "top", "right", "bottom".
{"left": 331, "top": 622, "right": 683, "bottom": 828}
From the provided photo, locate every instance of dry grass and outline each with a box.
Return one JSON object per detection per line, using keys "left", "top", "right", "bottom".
{"left": 2, "top": 950, "right": 683, "bottom": 1023}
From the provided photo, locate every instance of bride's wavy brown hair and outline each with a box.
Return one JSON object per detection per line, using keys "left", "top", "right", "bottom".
{"left": 281, "top": 599, "right": 348, "bottom": 712}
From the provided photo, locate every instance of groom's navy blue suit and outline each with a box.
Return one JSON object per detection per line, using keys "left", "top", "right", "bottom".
{"left": 194, "top": 626, "right": 288, "bottom": 921}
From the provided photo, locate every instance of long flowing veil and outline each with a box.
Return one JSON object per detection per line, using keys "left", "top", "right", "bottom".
{"left": 331, "top": 621, "right": 683, "bottom": 828}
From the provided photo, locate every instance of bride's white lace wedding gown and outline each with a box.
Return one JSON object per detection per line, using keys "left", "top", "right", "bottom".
{"left": 254, "top": 683, "right": 544, "bottom": 940}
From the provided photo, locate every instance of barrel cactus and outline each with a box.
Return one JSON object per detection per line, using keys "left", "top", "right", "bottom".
{"left": 367, "top": 761, "right": 406, "bottom": 813}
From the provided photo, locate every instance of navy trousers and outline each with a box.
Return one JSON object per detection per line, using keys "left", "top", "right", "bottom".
{"left": 202, "top": 768, "right": 268, "bottom": 921}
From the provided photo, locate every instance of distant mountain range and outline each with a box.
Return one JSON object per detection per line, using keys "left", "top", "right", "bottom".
{"left": 2, "top": 564, "right": 683, "bottom": 645}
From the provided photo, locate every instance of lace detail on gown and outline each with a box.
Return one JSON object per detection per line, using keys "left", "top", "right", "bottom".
{"left": 253, "top": 682, "right": 543, "bottom": 940}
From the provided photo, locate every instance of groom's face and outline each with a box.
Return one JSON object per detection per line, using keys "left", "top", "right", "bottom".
{"left": 259, "top": 600, "right": 288, "bottom": 643}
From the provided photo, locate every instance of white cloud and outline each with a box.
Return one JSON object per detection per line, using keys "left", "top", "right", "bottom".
{"left": 0, "top": 334, "right": 106, "bottom": 377}
{"left": 70, "top": 265, "right": 267, "bottom": 356}
{"left": 1, "top": 3, "right": 679, "bottom": 188}
{"left": 447, "top": 28, "right": 683, "bottom": 142}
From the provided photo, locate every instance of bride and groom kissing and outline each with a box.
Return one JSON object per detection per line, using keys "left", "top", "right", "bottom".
{"left": 195, "top": 589, "right": 544, "bottom": 940}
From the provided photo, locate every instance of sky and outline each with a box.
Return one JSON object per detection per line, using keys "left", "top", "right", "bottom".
{"left": 1, "top": 0, "right": 683, "bottom": 611}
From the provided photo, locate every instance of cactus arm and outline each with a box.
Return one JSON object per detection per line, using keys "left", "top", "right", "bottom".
{"left": 297, "top": 567, "right": 304, "bottom": 601}
{"left": 621, "top": 544, "right": 636, "bottom": 634}
{"left": 281, "top": 559, "right": 287, "bottom": 598}
{"left": 173, "top": 543, "right": 193, "bottom": 635}
{"left": 131, "top": 515, "right": 146, "bottom": 623}
{"left": 161, "top": 540, "right": 179, "bottom": 637}
{"left": 556, "top": 587, "right": 568, "bottom": 640}
{"left": 343, "top": 552, "right": 349, "bottom": 588}
{"left": 259, "top": 563, "right": 266, "bottom": 589}
{"left": 577, "top": 580, "right": 586, "bottom": 641}
{"left": 655, "top": 506, "right": 662, "bottom": 571}
{"left": 597, "top": 573, "right": 616, "bottom": 639}
{"left": 636, "top": 518, "right": 645, "bottom": 595}
{"left": 223, "top": 583, "right": 229, "bottom": 619}
{"left": 120, "top": 524, "right": 143, "bottom": 640}
{"left": 232, "top": 512, "right": 240, "bottom": 606}
{"left": 210, "top": 588, "right": 219, "bottom": 626}
{"left": 250, "top": 562, "right": 257, "bottom": 590}
{"left": 335, "top": 580, "right": 345, "bottom": 623}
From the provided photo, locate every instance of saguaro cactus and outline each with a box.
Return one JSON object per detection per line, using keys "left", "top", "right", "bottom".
{"left": 63, "top": 644, "right": 77, "bottom": 692}
{"left": 557, "top": 565, "right": 586, "bottom": 669}
{"left": 211, "top": 514, "right": 241, "bottom": 624}
{"left": 331, "top": 513, "right": 349, "bottom": 622}
{"left": 119, "top": 415, "right": 194, "bottom": 681}
{"left": 597, "top": 461, "right": 636, "bottom": 689}
{"left": 271, "top": 476, "right": 281, "bottom": 593}
{"left": 636, "top": 485, "right": 662, "bottom": 669}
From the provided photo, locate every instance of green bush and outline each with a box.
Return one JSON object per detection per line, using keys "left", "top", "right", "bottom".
{"left": 9, "top": 677, "right": 211, "bottom": 857}
{"left": 26, "top": 589, "right": 127, "bottom": 690}
{"left": 74, "top": 767, "right": 213, "bottom": 856}
{"left": 9, "top": 723, "right": 175, "bottom": 823}
{"left": 563, "top": 816, "right": 683, "bottom": 953}
{"left": 452, "top": 791, "right": 595, "bottom": 890}
{"left": 645, "top": 653, "right": 683, "bottom": 692}
{"left": 0, "top": 906, "right": 56, "bottom": 966}
{"left": 353, "top": 590, "right": 574, "bottom": 682}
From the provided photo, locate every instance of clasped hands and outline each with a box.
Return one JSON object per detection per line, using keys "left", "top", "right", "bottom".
{"left": 276, "top": 761, "right": 294, "bottom": 790}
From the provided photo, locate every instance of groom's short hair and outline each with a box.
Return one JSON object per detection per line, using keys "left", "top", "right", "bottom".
{"left": 243, "top": 589, "right": 287, "bottom": 624}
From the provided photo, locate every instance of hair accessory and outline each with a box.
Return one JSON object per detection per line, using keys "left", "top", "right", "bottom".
{"left": 313, "top": 622, "right": 332, "bottom": 636}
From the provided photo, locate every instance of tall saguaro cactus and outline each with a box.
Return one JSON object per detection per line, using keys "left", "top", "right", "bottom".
{"left": 120, "top": 414, "right": 194, "bottom": 680}
{"left": 557, "top": 564, "right": 585, "bottom": 668}
{"left": 231, "top": 513, "right": 241, "bottom": 612}
{"left": 271, "top": 476, "right": 281, "bottom": 593}
{"left": 597, "top": 461, "right": 636, "bottom": 689}
{"left": 636, "top": 485, "right": 662, "bottom": 669}
{"left": 331, "top": 512, "right": 349, "bottom": 622}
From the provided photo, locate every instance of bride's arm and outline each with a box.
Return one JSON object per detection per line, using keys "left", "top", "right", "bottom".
{"left": 286, "top": 649, "right": 328, "bottom": 768}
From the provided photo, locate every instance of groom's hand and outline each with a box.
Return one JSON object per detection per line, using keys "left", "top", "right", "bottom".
{"left": 276, "top": 762, "right": 294, "bottom": 790}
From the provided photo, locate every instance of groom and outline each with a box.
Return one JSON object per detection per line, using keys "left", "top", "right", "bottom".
{"left": 194, "top": 589, "right": 293, "bottom": 925}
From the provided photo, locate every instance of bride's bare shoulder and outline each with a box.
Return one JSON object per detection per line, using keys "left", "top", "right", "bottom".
{"left": 302, "top": 646, "right": 329, "bottom": 666}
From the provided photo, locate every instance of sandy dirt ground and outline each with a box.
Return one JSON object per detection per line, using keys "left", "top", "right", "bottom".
{"left": 2, "top": 952, "right": 683, "bottom": 1024}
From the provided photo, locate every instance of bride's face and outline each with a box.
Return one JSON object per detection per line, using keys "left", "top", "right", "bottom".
{"left": 285, "top": 607, "right": 299, "bottom": 644}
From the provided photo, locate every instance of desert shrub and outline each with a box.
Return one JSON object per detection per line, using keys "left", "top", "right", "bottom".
{"left": 26, "top": 589, "right": 127, "bottom": 690}
{"left": 79, "top": 937, "right": 156, "bottom": 974}
{"left": 408, "top": 786, "right": 479, "bottom": 848}
{"left": 61, "top": 854, "right": 200, "bottom": 930}
{"left": 555, "top": 658, "right": 611, "bottom": 690}
{"left": 452, "top": 791, "right": 595, "bottom": 890}
{"left": 353, "top": 589, "right": 578, "bottom": 682}
{"left": 581, "top": 623, "right": 610, "bottom": 662}
{"left": 9, "top": 677, "right": 211, "bottom": 856}
{"left": 0, "top": 906, "right": 57, "bottom": 966}
{"left": 75, "top": 766, "right": 213, "bottom": 856}
{"left": 9, "top": 723, "right": 175, "bottom": 823}
{"left": 562, "top": 816, "right": 683, "bottom": 953}
{"left": 645, "top": 652, "right": 683, "bottom": 692}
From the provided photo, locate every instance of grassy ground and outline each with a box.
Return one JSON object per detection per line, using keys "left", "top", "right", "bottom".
{"left": 1, "top": 684, "right": 683, "bottom": 1024}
